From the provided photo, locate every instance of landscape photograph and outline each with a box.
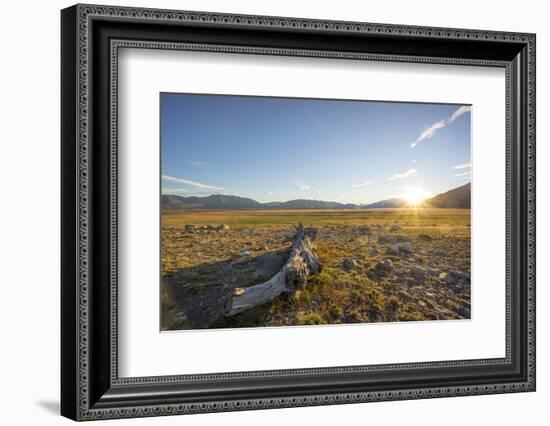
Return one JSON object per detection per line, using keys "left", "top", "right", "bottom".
{"left": 160, "top": 93, "right": 472, "bottom": 331}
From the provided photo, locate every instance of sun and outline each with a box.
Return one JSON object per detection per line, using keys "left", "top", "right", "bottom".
{"left": 403, "top": 187, "right": 433, "bottom": 207}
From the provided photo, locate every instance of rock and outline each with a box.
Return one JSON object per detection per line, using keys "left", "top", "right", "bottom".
{"left": 426, "top": 268, "right": 439, "bottom": 277}
{"left": 360, "top": 225, "right": 371, "bottom": 235}
{"left": 440, "top": 270, "right": 470, "bottom": 285}
{"left": 342, "top": 257, "right": 359, "bottom": 271}
{"left": 389, "top": 244, "right": 401, "bottom": 256}
{"left": 184, "top": 224, "right": 196, "bottom": 233}
{"left": 449, "top": 269, "right": 470, "bottom": 282}
{"left": 418, "top": 300, "right": 427, "bottom": 308}
{"left": 446, "top": 289, "right": 456, "bottom": 298}
{"left": 206, "top": 225, "right": 216, "bottom": 230}
{"left": 389, "top": 242, "right": 413, "bottom": 256}
{"left": 252, "top": 252, "right": 286, "bottom": 278}
{"left": 368, "top": 246, "right": 379, "bottom": 256}
{"left": 390, "top": 224, "right": 401, "bottom": 232}
{"left": 410, "top": 266, "right": 425, "bottom": 282}
{"left": 418, "top": 233, "right": 434, "bottom": 242}
{"left": 434, "top": 250, "right": 446, "bottom": 257}
{"left": 378, "top": 235, "right": 393, "bottom": 244}
{"left": 439, "top": 272, "right": 455, "bottom": 284}
{"left": 395, "top": 235, "right": 411, "bottom": 242}
{"left": 219, "top": 224, "right": 230, "bottom": 231}
{"left": 375, "top": 259, "right": 393, "bottom": 272}
{"left": 400, "top": 242, "right": 413, "bottom": 254}
{"left": 240, "top": 250, "right": 253, "bottom": 257}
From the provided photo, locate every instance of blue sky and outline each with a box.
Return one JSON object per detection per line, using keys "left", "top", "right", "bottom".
{"left": 161, "top": 93, "right": 471, "bottom": 204}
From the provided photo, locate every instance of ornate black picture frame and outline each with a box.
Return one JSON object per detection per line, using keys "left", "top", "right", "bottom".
{"left": 61, "top": 4, "right": 536, "bottom": 421}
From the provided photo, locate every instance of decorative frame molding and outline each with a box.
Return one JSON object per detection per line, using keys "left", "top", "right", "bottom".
{"left": 61, "top": 4, "right": 535, "bottom": 421}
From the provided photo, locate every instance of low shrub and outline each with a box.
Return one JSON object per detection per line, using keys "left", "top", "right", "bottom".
{"left": 298, "top": 312, "right": 327, "bottom": 325}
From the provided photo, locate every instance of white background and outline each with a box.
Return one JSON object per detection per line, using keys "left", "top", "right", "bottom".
{"left": 119, "top": 49, "right": 505, "bottom": 377}
{"left": 0, "top": 0, "right": 547, "bottom": 425}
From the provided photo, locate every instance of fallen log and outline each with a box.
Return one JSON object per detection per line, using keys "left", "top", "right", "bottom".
{"left": 225, "top": 224, "right": 322, "bottom": 316}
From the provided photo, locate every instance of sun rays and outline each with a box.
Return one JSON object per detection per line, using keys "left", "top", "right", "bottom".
{"left": 402, "top": 187, "right": 433, "bottom": 207}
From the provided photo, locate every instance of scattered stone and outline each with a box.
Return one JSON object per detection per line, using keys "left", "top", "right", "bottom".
{"left": 400, "top": 242, "right": 413, "bottom": 254}
{"left": 360, "top": 225, "right": 371, "bottom": 235}
{"left": 439, "top": 272, "right": 454, "bottom": 284}
{"left": 390, "top": 224, "right": 401, "bottom": 232}
{"left": 219, "top": 224, "right": 230, "bottom": 231}
{"left": 378, "top": 235, "right": 393, "bottom": 244}
{"left": 395, "top": 235, "right": 411, "bottom": 242}
{"left": 440, "top": 270, "right": 470, "bottom": 285}
{"left": 418, "top": 233, "right": 434, "bottom": 242}
{"left": 184, "top": 224, "right": 196, "bottom": 233}
{"left": 368, "top": 246, "right": 379, "bottom": 256}
{"left": 342, "top": 257, "right": 359, "bottom": 271}
{"left": 434, "top": 250, "right": 446, "bottom": 256}
{"left": 389, "top": 244, "right": 400, "bottom": 256}
{"left": 450, "top": 269, "right": 470, "bottom": 282}
{"left": 240, "top": 250, "right": 253, "bottom": 257}
{"left": 426, "top": 268, "right": 439, "bottom": 277}
{"left": 446, "top": 289, "right": 456, "bottom": 298}
{"left": 410, "top": 266, "right": 426, "bottom": 283}
{"left": 389, "top": 242, "right": 413, "bottom": 256}
{"left": 418, "top": 300, "right": 427, "bottom": 308}
{"left": 375, "top": 259, "right": 393, "bottom": 272}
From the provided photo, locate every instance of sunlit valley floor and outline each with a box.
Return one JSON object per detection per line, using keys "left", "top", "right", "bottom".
{"left": 161, "top": 209, "right": 471, "bottom": 330}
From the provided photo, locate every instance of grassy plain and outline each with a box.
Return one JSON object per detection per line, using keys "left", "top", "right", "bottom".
{"left": 161, "top": 208, "right": 471, "bottom": 330}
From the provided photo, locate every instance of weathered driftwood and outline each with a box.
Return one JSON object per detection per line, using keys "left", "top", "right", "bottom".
{"left": 225, "top": 224, "right": 322, "bottom": 316}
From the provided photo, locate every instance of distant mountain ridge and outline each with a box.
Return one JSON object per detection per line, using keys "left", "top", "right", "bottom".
{"left": 360, "top": 183, "right": 471, "bottom": 209}
{"left": 426, "top": 182, "right": 471, "bottom": 208}
{"left": 162, "top": 183, "right": 471, "bottom": 211}
{"left": 162, "top": 194, "right": 262, "bottom": 211}
{"left": 361, "top": 198, "right": 408, "bottom": 209}
{"left": 162, "top": 194, "right": 356, "bottom": 211}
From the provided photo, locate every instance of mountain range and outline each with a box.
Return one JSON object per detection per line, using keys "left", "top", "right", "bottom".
{"left": 162, "top": 183, "right": 471, "bottom": 211}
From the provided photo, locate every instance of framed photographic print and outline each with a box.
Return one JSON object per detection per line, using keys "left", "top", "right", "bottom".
{"left": 61, "top": 4, "right": 536, "bottom": 421}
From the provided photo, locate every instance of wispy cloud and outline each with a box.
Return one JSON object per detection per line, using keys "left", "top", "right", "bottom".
{"left": 188, "top": 161, "right": 206, "bottom": 167}
{"left": 161, "top": 175, "right": 225, "bottom": 191}
{"left": 449, "top": 106, "right": 472, "bottom": 122}
{"left": 411, "top": 120, "right": 445, "bottom": 148}
{"left": 264, "top": 190, "right": 273, "bottom": 195}
{"left": 295, "top": 181, "right": 310, "bottom": 191}
{"left": 411, "top": 105, "right": 471, "bottom": 148}
{"left": 453, "top": 162, "right": 471, "bottom": 169}
{"left": 411, "top": 159, "right": 417, "bottom": 164}
{"left": 389, "top": 169, "right": 417, "bottom": 180}
{"left": 453, "top": 171, "right": 471, "bottom": 178}
{"left": 162, "top": 187, "right": 195, "bottom": 195}
{"left": 351, "top": 181, "right": 371, "bottom": 188}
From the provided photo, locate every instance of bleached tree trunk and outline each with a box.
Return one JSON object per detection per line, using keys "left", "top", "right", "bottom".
{"left": 225, "top": 224, "right": 322, "bottom": 316}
